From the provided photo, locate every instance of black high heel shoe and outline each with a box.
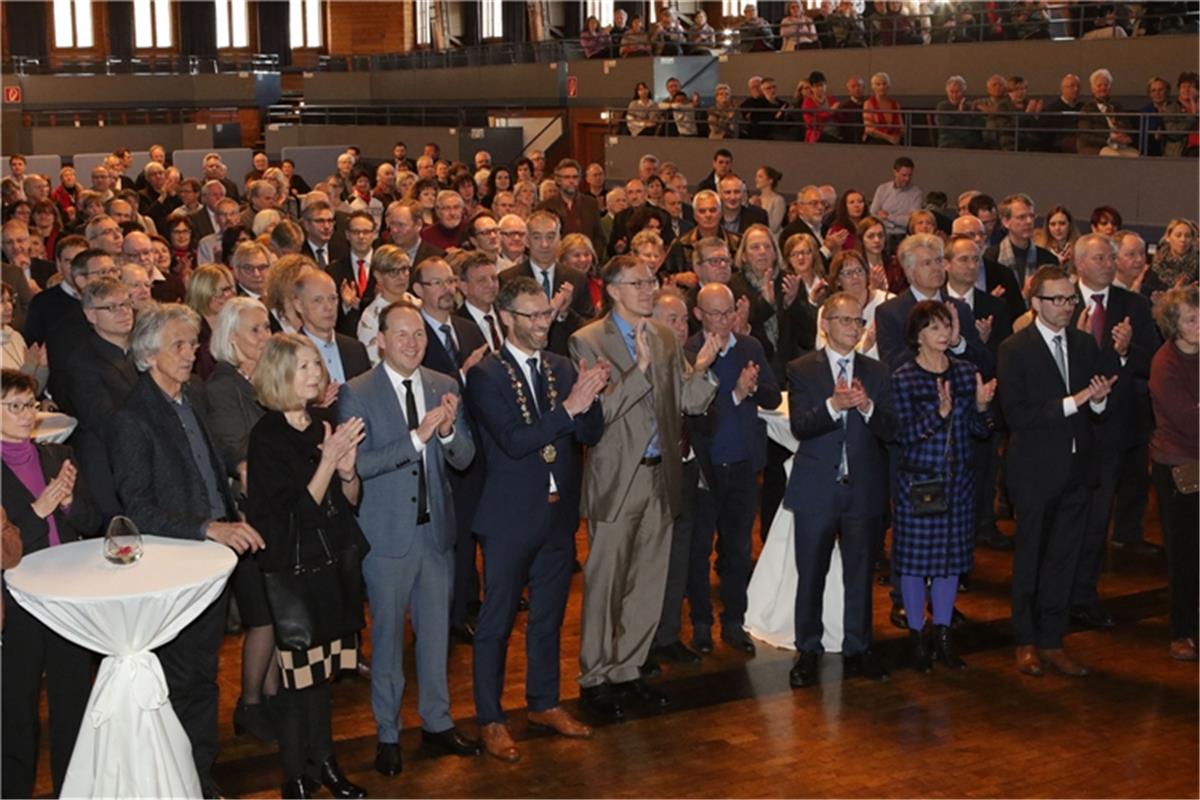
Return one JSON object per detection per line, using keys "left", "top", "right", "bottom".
{"left": 281, "top": 777, "right": 314, "bottom": 799}
{"left": 320, "top": 757, "right": 367, "bottom": 799}
{"left": 232, "top": 698, "right": 277, "bottom": 743}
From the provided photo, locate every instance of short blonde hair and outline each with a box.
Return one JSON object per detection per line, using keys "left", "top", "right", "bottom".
{"left": 252, "top": 333, "right": 329, "bottom": 412}
{"left": 185, "top": 263, "right": 234, "bottom": 318}
{"left": 556, "top": 233, "right": 596, "bottom": 266}
{"left": 264, "top": 255, "right": 316, "bottom": 316}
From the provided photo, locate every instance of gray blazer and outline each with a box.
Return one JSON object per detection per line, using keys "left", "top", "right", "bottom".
{"left": 337, "top": 364, "right": 474, "bottom": 559}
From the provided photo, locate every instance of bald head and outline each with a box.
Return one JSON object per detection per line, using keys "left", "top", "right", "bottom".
{"left": 122, "top": 231, "right": 156, "bottom": 269}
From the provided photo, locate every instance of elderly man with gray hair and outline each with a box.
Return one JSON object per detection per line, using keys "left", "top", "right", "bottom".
{"left": 108, "top": 303, "right": 264, "bottom": 799}
{"left": 138, "top": 161, "right": 182, "bottom": 233}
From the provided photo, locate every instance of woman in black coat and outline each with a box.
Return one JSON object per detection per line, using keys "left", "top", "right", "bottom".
{"left": 246, "top": 334, "right": 367, "bottom": 800}
{"left": 203, "top": 296, "right": 278, "bottom": 742}
{"left": 1, "top": 368, "right": 100, "bottom": 799}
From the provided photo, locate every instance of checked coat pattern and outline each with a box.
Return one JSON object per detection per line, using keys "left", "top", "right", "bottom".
{"left": 890, "top": 357, "right": 994, "bottom": 577}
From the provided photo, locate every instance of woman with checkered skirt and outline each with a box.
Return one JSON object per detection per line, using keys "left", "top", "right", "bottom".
{"left": 247, "top": 334, "right": 369, "bottom": 800}
{"left": 891, "top": 301, "right": 996, "bottom": 673}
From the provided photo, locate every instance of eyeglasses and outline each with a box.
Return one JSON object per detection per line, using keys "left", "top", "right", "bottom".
{"left": 616, "top": 278, "right": 659, "bottom": 290}
{"left": 91, "top": 301, "right": 135, "bottom": 313}
{"left": 216, "top": 285, "right": 235, "bottom": 296}
{"left": 419, "top": 277, "right": 458, "bottom": 288}
{"left": 698, "top": 307, "right": 735, "bottom": 320}
{"left": 376, "top": 267, "right": 411, "bottom": 277}
{"left": 838, "top": 267, "right": 866, "bottom": 278}
{"left": 827, "top": 315, "right": 866, "bottom": 326}
{"left": 474, "top": 228, "right": 500, "bottom": 237}
{"left": 500, "top": 231, "right": 526, "bottom": 238}
{"left": 507, "top": 308, "right": 556, "bottom": 323}
{"left": 0, "top": 400, "right": 38, "bottom": 414}
{"left": 237, "top": 263, "right": 271, "bottom": 274}
{"left": 1036, "top": 294, "right": 1080, "bottom": 307}
{"left": 701, "top": 256, "right": 731, "bottom": 266}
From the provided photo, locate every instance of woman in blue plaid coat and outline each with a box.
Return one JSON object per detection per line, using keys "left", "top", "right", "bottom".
{"left": 892, "top": 301, "right": 996, "bottom": 672}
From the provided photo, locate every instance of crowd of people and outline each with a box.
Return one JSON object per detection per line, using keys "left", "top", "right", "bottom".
{"left": 623, "top": 67, "right": 1200, "bottom": 155}
{"left": 581, "top": 2, "right": 1196, "bottom": 57}
{"left": 0, "top": 134, "right": 1197, "bottom": 800}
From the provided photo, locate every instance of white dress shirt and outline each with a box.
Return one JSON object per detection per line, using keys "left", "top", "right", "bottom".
{"left": 822, "top": 346, "right": 874, "bottom": 423}
{"left": 1033, "top": 317, "right": 1107, "bottom": 452}
{"left": 463, "top": 302, "right": 504, "bottom": 352}
{"left": 383, "top": 362, "right": 454, "bottom": 456}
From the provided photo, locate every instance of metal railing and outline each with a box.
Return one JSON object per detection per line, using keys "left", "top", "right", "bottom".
{"left": 6, "top": 53, "right": 279, "bottom": 76}
{"left": 605, "top": 105, "right": 1199, "bottom": 158}
{"left": 17, "top": 106, "right": 241, "bottom": 127}
{"left": 265, "top": 103, "right": 477, "bottom": 129}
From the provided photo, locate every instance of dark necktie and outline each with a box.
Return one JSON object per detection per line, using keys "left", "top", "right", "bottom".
{"left": 402, "top": 379, "right": 430, "bottom": 524}
{"left": 836, "top": 357, "right": 850, "bottom": 480}
{"left": 1090, "top": 295, "right": 1106, "bottom": 349}
{"left": 527, "top": 357, "right": 547, "bottom": 414}
{"left": 439, "top": 323, "right": 460, "bottom": 364}
{"left": 539, "top": 269, "right": 553, "bottom": 299}
{"left": 315, "top": 246, "right": 327, "bottom": 268}
{"left": 483, "top": 313, "right": 502, "bottom": 350}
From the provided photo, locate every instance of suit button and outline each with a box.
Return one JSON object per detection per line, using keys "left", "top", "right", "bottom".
{"left": 410, "top": 497, "right": 416, "bottom": 503}
{"left": 412, "top": 470, "right": 418, "bottom": 477}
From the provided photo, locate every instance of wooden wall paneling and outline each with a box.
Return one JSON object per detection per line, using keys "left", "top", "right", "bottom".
{"left": 325, "top": 1, "right": 408, "bottom": 57}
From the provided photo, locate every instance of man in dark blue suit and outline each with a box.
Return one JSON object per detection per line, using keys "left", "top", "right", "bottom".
{"left": 411, "top": 256, "right": 491, "bottom": 642}
{"left": 998, "top": 265, "right": 1115, "bottom": 678}
{"left": 787, "top": 292, "right": 897, "bottom": 688}
{"left": 1067, "top": 234, "right": 1160, "bottom": 628}
{"left": 875, "top": 233, "right": 995, "bottom": 378}
{"left": 945, "top": 234, "right": 1015, "bottom": 551}
{"left": 465, "top": 277, "right": 607, "bottom": 762}
{"left": 686, "top": 283, "right": 781, "bottom": 656}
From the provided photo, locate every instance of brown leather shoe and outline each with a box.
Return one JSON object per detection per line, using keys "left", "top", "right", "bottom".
{"left": 1041, "top": 648, "right": 1089, "bottom": 677}
{"left": 1169, "top": 638, "right": 1198, "bottom": 661}
{"left": 480, "top": 722, "right": 520, "bottom": 763}
{"left": 527, "top": 706, "right": 594, "bottom": 739}
{"left": 1016, "top": 645, "right": 1044, "bottom": 676}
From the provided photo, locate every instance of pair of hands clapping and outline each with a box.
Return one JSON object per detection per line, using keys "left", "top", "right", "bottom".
{"left": 936, "top": 373, "right": 998, "bottom": 417}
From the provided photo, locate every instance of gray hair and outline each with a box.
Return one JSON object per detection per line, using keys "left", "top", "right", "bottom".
{"left": 1074, "top": 231, "right": 1117, "bottom": 263}
{"left": 897, "top": 233, "right": 945, "bottom": 272}
{"left": 131, "top": 303, "right": 201, "bottom": 372}
{"left": 210, "top": 296, "right": 269, "bottom": 367}
{"left": 946, "top": 75, "right": 967, "bottom": 91}
{"left": 1090, "top": 68, "right": 1114, "bottom": 86}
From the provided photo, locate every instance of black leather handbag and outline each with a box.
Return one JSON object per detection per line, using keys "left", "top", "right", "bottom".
{"left": 905, "top": 419, "right": 953, "bottom": 517}
{"left": 263, "top": 503, "right": 365, "bottom": 652}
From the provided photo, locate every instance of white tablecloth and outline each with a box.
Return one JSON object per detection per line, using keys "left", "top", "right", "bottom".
{"left": 33, "top": 411, "right": 77, "bottom": 444}
{"left": 746, "top": 393, "right": 845, "bottom": 652}
{"left": 5, "top": 536, "right": 237, "bottom": 799}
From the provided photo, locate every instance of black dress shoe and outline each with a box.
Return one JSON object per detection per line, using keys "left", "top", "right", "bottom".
{"left": 233, "top": 698, "right": 277, "bottom": 742}
{"left": 653, "top": 641, "right": 701, "bottom": 664}
{"left": 978, "top": 527, "right": 1014, "bottom": 551}
{"left": 1111, "top": 539, "right": 1162, "bottom": 555}
{"left": 281, "top": 777, "right": 314, "bottom": 799}
{"left": 721, "top": 629, "right": 757, "bottom": 655}
{"left": 957, "top": 574, "right": 971, "bottom": 593}
{"left": 889, "top": 602, "right": 908, "bottom": 630}
{"left": 422, "top": 727, "right": 482, "bottom": 756}
{"left": 789, "top": 651, "right": 819, "bottom": 688}
{"left": 319, "top": 758, "right": 367, "bottom": 799}
{"left": 450, "top": 621, "right": 476, "bottom": 645}
{"left": 201, "top": 780, "right": 230, "bottom": 800}
{"left": 375, "top": 742, "right": 402, "bottom": 776}
{"left": 639, "top": 654, "right": 662, "bottom": 678}
{"left": 617, "top": 678, "right": 671, "bottom": 708}
{"left": 843, "top": 649, "right": 889, "bottom": 682}
{"left": 691, "top": 630, "right": 714, "bottom": 654}
{"left": 579, "top": 684, "right": 625, "bottom": 720}
{"left": 1070, "top": 605, "right": 1115, "bottom": 628}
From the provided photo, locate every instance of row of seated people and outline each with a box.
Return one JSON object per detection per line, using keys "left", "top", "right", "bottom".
{"left": 0, "top": 140, "right": 1197, "bottom": 798}
{"left": 624, "top": 67, "right": 1200, "bottom": 156}
{"left": 583, "top": 1, "right": 1195, "bottom": 59}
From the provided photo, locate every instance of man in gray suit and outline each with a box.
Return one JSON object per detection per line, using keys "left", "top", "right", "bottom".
{"left": 338, "top": 300, "right": 481, "bottom": 777}
{"left": 569, "top": 256, "right": 720, "bottom": 719}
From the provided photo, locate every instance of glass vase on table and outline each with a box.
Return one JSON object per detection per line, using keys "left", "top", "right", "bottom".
{"left": 104, "top": 515, "right": 143, "bottom": 565}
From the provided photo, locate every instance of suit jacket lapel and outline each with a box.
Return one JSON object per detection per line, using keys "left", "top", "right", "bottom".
{"left": 601, "top": 315, "right": 635, "bottom": 373}
{"left": 498, "top": 347, "right": 540, "bottom": 418}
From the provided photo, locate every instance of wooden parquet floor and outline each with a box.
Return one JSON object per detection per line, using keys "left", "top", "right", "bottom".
{"left": 30, "top": 511, "right": 1200, "bottom": 799}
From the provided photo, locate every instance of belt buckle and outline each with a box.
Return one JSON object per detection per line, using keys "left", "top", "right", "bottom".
{"left": 547, "top": 492, "right": 560, "bottom": 505}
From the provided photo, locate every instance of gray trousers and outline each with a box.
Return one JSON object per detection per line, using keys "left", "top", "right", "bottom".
{"left": 362, "top": 533, "right": 454, "bottom": 742}
{"left": 579, "top": 462, "right": 672, "bottom": 687}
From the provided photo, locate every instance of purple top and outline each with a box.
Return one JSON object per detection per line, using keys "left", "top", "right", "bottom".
{"left": 1, "top": 440, "right": 60, "bottom": 547}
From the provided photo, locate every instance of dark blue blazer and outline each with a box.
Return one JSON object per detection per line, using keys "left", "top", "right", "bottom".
{"left": 997, "top": 324, "right": 1108, "bottom": 502}
{"left": 465, "top": 348, "right": 603, "bottom": 544}
{"left": 422, "top": 315, "right": 488, "bottom": 389}
{"left": 875, "top": 289, "right": 996, "bottom": 378}
{"left": 1068, "top": 284, "right": 1159, "bottom": 453}
{"left": 684, "top": 332, "right": 781, "bottom": 481}
{"left": 784, "top": 349, "right": 897, "bottom": 513}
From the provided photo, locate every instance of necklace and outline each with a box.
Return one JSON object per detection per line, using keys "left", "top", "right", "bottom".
{"left": 498, "top": 353, "right": 560, "bottom": 463}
